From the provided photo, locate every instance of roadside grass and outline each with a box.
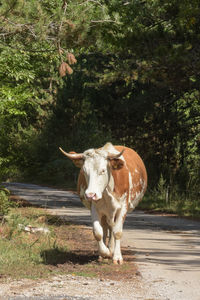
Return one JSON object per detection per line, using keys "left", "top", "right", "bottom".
{"left": 0, "top": 207, "right": 69, "bottom": 279}
{"left": 137, "top": 173, "right": 200, "bottom": 219}
{"left": 0, "top": 206, "right": 137, "bottom": 281}
{"left": 139, "top": 191, "right": 200, "bottom": 219}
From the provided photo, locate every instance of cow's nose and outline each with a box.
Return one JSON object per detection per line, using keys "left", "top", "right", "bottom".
{"left": 85, "top": 192, "right": 97, "bottom": 200}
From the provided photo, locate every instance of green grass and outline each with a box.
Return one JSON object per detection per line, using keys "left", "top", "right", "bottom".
{"left": 72, "top": 271, "right": 96, "bottom": 278}
{"left": 0, "top": 207, "right": 70, "bottom": 279}
{"left": 138, "top": 174, "right": 200, "bottom": 218}
{"left": 139, "top": 191, "right": 200, "bottom": 219}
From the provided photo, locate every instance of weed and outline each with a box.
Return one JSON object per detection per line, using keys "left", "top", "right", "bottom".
{"left": 139, "top": 179, "right": 200, "bottom": 218}
{"left": 0, "top": 186, "right": 12, "bottom": 216}
{"left": 73, "top": 271, "right": 96, "bottom": 278}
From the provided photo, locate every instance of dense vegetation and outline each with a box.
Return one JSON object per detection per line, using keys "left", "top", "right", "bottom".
{"left": 0, "top": 0, "right": 199, "bottom": 215}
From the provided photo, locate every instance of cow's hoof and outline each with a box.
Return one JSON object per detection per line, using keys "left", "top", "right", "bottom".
{"left": 98, "top": 256, "right": 103, "bottom": 262}
{"left": 113, "top": 259, "right": 123, "bottom": 265}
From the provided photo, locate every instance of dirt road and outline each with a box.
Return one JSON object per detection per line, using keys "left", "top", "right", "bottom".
{"left": 2, "top": 182, "right": 200, "bottom": 300}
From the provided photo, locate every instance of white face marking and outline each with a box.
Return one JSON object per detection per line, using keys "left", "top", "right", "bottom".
{"left": 83, "top": 149, "right": 110, "bottom": 201}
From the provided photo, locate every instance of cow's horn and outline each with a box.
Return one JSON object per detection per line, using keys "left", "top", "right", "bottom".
{"left": 107, "top": 148, "right": 125, "bottom": 160}
{"left": 59, "top": 147, "right": 84, "bottom": 160}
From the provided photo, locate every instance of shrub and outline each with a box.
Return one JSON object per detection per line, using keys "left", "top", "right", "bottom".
{"left": 0, "top": 186, "right": 11, "bottom": 216}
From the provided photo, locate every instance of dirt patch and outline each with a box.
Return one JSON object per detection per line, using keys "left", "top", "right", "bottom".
{"left": 0, "top": 205, "right": 138, "bottom": 283}
{"left": 0, "top": 219, "right": 140, "bottom": 300}
{"left": 42, "top": 222, "right": 138, "bottom": 281}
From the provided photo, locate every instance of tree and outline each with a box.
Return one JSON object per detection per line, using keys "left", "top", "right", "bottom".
{"left": 0, "top": 0, "right": 113, "bottom": 179}
{"left": 0, "top": 0, "right": 199, "bottom": 201}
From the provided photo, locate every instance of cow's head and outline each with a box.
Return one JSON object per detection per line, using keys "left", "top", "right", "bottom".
{"left": 59, "top": 143, "right": 125, "bottom": 201}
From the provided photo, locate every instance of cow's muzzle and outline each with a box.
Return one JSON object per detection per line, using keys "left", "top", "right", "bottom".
{"left": 85, "top": 192, "right": 98, "bottom": 201}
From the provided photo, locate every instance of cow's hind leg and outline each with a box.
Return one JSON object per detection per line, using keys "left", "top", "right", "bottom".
{"left": 101, "top": 217, "right": 115, "bottom": 257}
{"left": 108, "top": 227, "right": 115, "bottom": 255}
{"left": 91, "top": 204, "right": 111, "bottom": 259}
{"left": 112, "top": 208, "right": 126, "bottom": 265}
{"left": 113, "top": 239, "right": 123, "bottom": 265}
{"left": 101, "top": 215, "right": 108, "bottom": 245}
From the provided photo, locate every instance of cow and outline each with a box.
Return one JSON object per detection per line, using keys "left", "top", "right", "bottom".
{"left": 59, "top": 142, "right": 147, "bottom": 264}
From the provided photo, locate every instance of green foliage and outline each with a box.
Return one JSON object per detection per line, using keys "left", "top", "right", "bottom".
{"left": 0, "top": 0, "right": 115, "bottom": 182}
{"left": 155, "top": 175, "right": 167, "bottom": 203}
{"left": 0, "top": 186, "right": 11, "bottom": 216}
{"left": 139, "top": 177, "right": 200, "bottom": 217}
{"left": 0, "top": 0, "right": 199, "bottom": 213}
{"left": 0, "top": 208, "right": 69, "bottom": 279}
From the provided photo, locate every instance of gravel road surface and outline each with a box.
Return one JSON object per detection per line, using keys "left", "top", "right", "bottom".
{"left": 1, "top": 182, "right": 200, "bottom": 300}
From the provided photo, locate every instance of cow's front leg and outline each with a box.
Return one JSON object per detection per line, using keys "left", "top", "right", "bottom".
{"left": 91, "top": 203, "right": 111, "bottom": 258}
{"left": 112, "top": 208, "right": 126, "bottom": 265}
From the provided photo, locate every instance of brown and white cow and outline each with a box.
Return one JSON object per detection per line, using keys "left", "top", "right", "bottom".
{"left": 60, "top": 142, "right": 147, "bottom": 264}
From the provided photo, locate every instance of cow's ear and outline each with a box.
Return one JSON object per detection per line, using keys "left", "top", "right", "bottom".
{"left": 69, "top": 152, "right": 84, "bottom": 168}
{"left": 109, "top": 158, "right": 124, "bottom": 170}
{"left": 72, "top": 159, "right": 84, "bottom": 168}
{"left": 59, "top": 148, "right": 85, "bottom": 168}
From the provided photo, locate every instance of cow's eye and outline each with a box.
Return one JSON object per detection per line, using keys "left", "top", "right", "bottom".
{"left": 100, "top": 169, "right": 106, "bottom": 175}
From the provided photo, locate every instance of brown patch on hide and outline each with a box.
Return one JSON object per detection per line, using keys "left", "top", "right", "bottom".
{"left": 77, "top": 169, "right": 87, "bottom": 196}
{"left": 110, "top": 161, "right": 129, "bottom": 197}
{"left": 111, "top": 146, "right": 147, "bottom": 205}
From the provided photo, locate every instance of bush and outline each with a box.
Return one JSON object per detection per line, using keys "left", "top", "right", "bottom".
{"left": 139, "top": 174, "right": 200, "bottom": 217}
{"left": 34, "top": 158, "right": 78, "bottom": 189}
{"left": 0, "top": 186, "right": 11, "bottom": 216}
